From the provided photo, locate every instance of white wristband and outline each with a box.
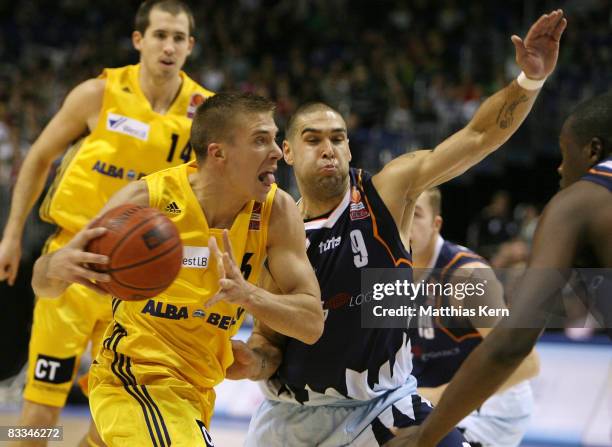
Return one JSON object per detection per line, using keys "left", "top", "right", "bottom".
{"left": 516, "top": 71, "right": 546, "bottom": 90}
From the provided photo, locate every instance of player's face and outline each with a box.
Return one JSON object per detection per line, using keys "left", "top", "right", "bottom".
{"left": 133, "top": 8, "right": 194, "bottom": 79}
{"left": 225, "top": 112, "right": 282, "bottom": 202}
{"left": 284, "top": 110, "right": 351, "bottom": 201}
{"left": 558, "top": 121, "right": 593, "bottom": 189}
{"left": 409, "top": 193, "right": 441, "bottom": 256}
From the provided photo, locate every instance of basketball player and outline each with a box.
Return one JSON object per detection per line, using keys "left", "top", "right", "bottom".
{"left": 407, "top": 188, "right": 539, "bottom": 447}
{"left": 396, "top": 91, "right": 612, "bottom": 447}
{"left": 31, "top": 92, "right": 323, "bottom": 446}
{"left": 235, "top": 10, "right": 566, "bottom": 446}
{"left": 0, "top": 1, "right": 213, "bottom": 445}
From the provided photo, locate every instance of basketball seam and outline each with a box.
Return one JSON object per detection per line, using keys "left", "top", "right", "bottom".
{"left": 108, "top": 212, "right": 164, "bottom": 262}
{"left": 108, "top": 242, "right": 182, "bottom": 290}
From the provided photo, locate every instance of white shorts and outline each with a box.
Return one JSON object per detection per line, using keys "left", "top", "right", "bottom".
{"left": 459, "top": 382, "right": 534, "bottom": 447}
{"left": 245, "top": 385, "right": 468, "bottom": 447}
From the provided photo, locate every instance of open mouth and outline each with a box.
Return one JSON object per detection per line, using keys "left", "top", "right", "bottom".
{"left": 258, "top": 171, "right": 276, "bottom": 186}
{"left": 160, "top": 60, "right": 175, "bottom": 66}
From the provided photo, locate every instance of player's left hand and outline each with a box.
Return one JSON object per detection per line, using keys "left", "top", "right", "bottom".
{"left": 206, "top": 229, "right": 256, "bottom": 308}
{"left": 512, "top": 9, "right": 567, "bottom": 80}
{"left": 226, "top": 340, "right": 264, "bottom": 380}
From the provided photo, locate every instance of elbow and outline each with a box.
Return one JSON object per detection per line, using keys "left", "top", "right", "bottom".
{"left": 301, "top": 306, "right": 325, "bottom": 345}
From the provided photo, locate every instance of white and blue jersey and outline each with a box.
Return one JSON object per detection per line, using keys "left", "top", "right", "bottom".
{"left": 251, "top": 169, "right": 468, "bottom": 446}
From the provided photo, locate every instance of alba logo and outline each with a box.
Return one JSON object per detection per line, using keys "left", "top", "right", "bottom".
{"left": 319, "top": 236, "right": 341, "bottom": 253}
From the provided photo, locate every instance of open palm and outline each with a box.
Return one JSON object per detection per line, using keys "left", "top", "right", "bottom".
{"left": 512, "top": 9, "right": 567, "bottom": 80}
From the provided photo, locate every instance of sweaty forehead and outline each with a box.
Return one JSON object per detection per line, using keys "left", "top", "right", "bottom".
{"left": 297, "top": 110, "right": 346, "bottom": 134}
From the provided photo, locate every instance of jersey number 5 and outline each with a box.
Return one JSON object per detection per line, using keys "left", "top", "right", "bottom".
{"left": 240, "top": 252, "right": 254, "bottom": 281}
{"left": 166, "top": 133, "right": 192, "bottom": 163}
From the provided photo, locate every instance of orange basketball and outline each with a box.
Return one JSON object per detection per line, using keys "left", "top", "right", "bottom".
{"left": 87, "top": 204, "right": 183, "bottom": 301}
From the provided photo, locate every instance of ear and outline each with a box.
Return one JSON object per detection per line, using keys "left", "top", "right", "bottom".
{"left": 132, "top": 31, "right": 143, "bottom": 51}
{"left": 347, "top": 139, "right": 352, "bottom": 162}
{"left": 587, "top": 137, "right": 604, "bottom": 164}
{"left": 434, "top": 215, "right": 443, "bottom": 233}
{"left": 187, "top": 36, "right": 195, "bottom": 56}
{"left": 283, "top": 140, "right": 294, "bottom": 165}
{"left": 207, "top": 143, "right": 225, "bottom": 161}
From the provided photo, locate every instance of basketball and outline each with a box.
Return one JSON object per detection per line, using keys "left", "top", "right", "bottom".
{"left": 86, "top": 204, "right": 183, "bottom": 301}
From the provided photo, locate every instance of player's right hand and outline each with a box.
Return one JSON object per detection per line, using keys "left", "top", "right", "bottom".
{"left": 0, "top": 237, "right": 21, "bottom": 286}
{"left": 45, "top": 227, "right": 111, "bottom": 295}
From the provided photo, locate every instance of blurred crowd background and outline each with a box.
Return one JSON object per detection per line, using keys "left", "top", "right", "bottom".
{"left": 1, "top": 0, "right": 611, "bottom": 384}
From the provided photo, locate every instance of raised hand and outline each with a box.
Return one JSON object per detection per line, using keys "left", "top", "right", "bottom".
{"left": 0, "top": 237, "right": 21, "bottom": 286}
{"left": 44, "top": 226, "right": 111, "bottom": 295}
{"left": 206, "top": 229, "right": 255, "bottom": 308}
{"left": 511, "top": 9, "right": 567, "bottom": 80}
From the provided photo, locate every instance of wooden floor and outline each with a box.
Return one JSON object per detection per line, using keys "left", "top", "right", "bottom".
{"left": 0, "top": 406, "right": 247, "bottom": 446}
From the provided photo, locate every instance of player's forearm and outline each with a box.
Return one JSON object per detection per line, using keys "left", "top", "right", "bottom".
{"left": 247, "top": 332, "right": 283, "bottom": 380}
{"left": 496, "top": 348, "right": 540, "bottom": 393}
{"left": 246, "top": 288, "right": 324, "bottom": 345}
{"left": 2, "top": 151, "right": 54, "bottom": 240}
{"left": 31, "top": 253, "right": 69, "bottom": 297}
{"left": 418, "top": 329, "right": 534, "bottom": 445}
{"left": 467, "top": 80, "right": 539, "bottom": 151}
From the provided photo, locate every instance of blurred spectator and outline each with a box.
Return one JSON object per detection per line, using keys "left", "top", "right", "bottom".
{"left": 467, "top": 190, "right": 518, "bottom": 259}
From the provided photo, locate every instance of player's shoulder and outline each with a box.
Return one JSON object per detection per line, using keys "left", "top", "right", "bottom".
{"left": 67, "top": 78, "right": 106, "bottom": 104}
{"left": 271, "top": 187, "right": 298, "bottom": 218}
{"left": 544, "top": 180, "right": 607, "bottom": 225}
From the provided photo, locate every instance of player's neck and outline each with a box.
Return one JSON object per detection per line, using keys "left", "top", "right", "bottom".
{"left": 413, "top": 236, "right": 437, "bottom": 269}
{"left": 139, "top": 69, "right": 183, "bottom": 114}
{"left": 299, "top": 192, "right": 345, "bottom": 220}
{"left": 190, "top": 172, "right": 249, "bottom": 229}
{"left": 298, "top": 179, "right": 349, "bottom": 220}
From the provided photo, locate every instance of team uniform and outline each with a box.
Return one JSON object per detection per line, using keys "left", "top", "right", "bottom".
{"left": 248, "top": 168, "right": 467, "bottom": 446}
{"left": 89, "top": 162, "right": 276, "bottom": 446}
{"left": 578, "top": 157, "right": 612, "bottom": 336}
{"left": 411, "top": 236, "right": 533, "bottom": 447}
{"left": 25, "top": 64, "right": 213, "bottom": 407}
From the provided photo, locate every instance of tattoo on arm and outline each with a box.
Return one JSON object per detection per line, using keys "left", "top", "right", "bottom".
{"left": 496, "top": 95, "right": 528, "bottom": 129}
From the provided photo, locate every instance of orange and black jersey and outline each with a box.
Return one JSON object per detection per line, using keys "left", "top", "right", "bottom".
{"left": 271, "top": 168, "right": 415, "bottom": 405}
{"left": 582, "top": 157, "right": 612, "bottom": 192}
{"left": 410, "top": 237, "right": 486, "bottom": 387}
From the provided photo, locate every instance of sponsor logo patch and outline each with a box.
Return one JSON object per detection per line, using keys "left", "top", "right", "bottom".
{"left": 187, "top": 93, "right": 207, "bottom": 118}
{"left": 33, "top": 354, "right": 76, "bottom": 384}
{"left": 349, "top": 186, "right": 370, "bottom": 220}
{"left": 182, "top": 246, "right": 210, "bottom": 269}
{"left": 106, "top": 113, "right": 150, "bottom": 141}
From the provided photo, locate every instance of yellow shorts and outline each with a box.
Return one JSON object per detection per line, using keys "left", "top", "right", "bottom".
{"left": 89, "top": 348, "right": 216, "bottom": 447}
{"left": 24, "top": 229, "right": 113, "bottom": 407}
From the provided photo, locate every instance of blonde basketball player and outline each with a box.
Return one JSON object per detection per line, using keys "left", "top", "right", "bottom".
{"left": 31, "top": 92, "right": 324, "bottom": 446}
{"left": 0, "top": 1, "right": 213, "bottom": 445}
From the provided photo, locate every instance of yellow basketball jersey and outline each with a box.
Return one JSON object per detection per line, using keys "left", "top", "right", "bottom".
{"left": 40, "top": 64, "right": 214, "bottom": 234}
{"left": 97, "top": 162, "right": 276, "bottom": 390}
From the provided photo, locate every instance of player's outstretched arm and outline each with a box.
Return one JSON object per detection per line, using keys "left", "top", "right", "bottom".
{"left": 373, "top": 10, "right": 566, "bottom": 225}
{"left": 207, "top": 189, "right": 323, "bottom": 345}
{"left": 0, "top": 78, "right": 104, "bottom": 286}
{"left": 31, "top": 180, "right": 149, "bottom": 298}
{"left": 411, "top": 183, "right": 594, "bottom": 446}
